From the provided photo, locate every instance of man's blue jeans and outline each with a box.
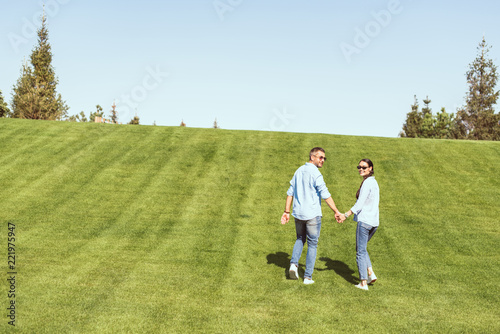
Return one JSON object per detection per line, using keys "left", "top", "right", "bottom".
{"left": 290, "top": 217, "right": 322, "bottom": 279}
{"left": 356, "top": 221, "right": 377, "bottom": 281}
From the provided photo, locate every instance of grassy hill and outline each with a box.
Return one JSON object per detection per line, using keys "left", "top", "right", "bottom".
{"left": 0, "top": 118, "right": 499, "bottom": 333}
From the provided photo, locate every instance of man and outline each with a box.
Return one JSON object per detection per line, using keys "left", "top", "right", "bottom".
{"left": 281, "top": 147, "right": 342, "bottom": 284}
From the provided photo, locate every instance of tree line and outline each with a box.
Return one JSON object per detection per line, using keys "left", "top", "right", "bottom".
{"left": 400, "top": 38, "right": 500, "bottom": 140}
{"left": 1, "top": 13, "right": 498, "bottom": 139}
{"left": 0, "top": 12, "right": 139, "bottom": 125}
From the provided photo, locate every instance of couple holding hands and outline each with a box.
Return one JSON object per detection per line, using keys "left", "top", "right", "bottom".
{"left": 280, "top": 147, "right": 379, "bottom": 290}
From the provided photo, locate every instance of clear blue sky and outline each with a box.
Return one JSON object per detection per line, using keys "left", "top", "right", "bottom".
{"left": 1, "top": 0, "right": 499, "bottom": 137}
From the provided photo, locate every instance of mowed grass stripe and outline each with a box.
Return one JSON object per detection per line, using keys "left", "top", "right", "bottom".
{"left": 71, "top": 128, "right": 214, "bottom": 330}
{"left": 0, "top": 118, "right": 498, "bottom": 332}
{"left": 20, "top": 124, "right": 178, "bottom": 256}
{"left": 0, "top": 120, "right": 123, "bottom": 193}
{"left": 19, "top": 127, "right": 216, "bottom": 331}
{"left": 212, "top": 131, "right": 301, "bottom": 332}
{"left": 15, "top": 125, "right": 167, "bottom": 278}
{"left": 75, "top": 130, "right": 264, "bottom": 332}
{"left": 148, "top": 131, "right": 267, "bottom": 332}
{"left": 0, "top": 123, "right": 126, "bottom": 220}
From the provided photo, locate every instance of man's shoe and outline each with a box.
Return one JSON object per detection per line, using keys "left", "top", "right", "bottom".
{"left": 355, "top": 283, "right": 368, "bottom": 291}
{"left": 367, "top": 273, "right": 377, "bottom": 284}
{"left": 303, "top": 278, "right": 315, "bottom": 285}
{"left": 289, "top": 264, "right": 298, "bottom": 280}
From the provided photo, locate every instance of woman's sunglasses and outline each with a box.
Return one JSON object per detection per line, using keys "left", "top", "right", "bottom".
{"left": 357, "top": 166, "right": 369, "bottom": 170}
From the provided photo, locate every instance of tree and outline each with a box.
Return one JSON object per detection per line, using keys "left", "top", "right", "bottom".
{"left": 10, "top": 12, "right": 68, "bottom": 120}
{"left": 110, "top": 101, "right": 118, "bottom": 124}
{"left": 0, "top": 90, "right": 10, "bottom": 117}
{"left": 420, "top": 96, "right": 436, "bottom": 138}
{"left": 435, "top": 108, "right": 454, "bottom": 139}
{"left": 129, "top": 115, "right": 140, "bottom": 125}
{"left": 455, "top": 38, "right": 499, "bottom": 140}
{"left": 400, "top": 96, "right": 453, "bottom": 139}
{"left": 67, "top": 111, "right": 88, "bottom": 122}
{"left": 89, "top": 105, "right": 104, "bottom": 123}
{"left": 67, "top": 105, "right": 103, "bottom": 123}
{"left": 400, "top": 95, "right": 423, "bottom": 138}
{"left": 11, "top": 61, "right": 36, "bottom": 118}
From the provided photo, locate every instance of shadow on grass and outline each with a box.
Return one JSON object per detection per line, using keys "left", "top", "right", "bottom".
{"left": 266, "top": 251, "right": 298, "bottom": 279}
{"left": 266, "top": 252, "right": 357, "bottom": 283}
{"left": 318, "top": 257, "right": 358, "bottom": 284}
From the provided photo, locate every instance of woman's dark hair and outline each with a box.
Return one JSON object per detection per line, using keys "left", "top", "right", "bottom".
{"left": 356, "top": 159, "right": 374, "bottom": 199}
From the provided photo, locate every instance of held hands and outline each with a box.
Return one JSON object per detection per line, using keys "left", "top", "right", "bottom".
{"left": 335, "top": 212, "right": 346, "bottom": 224}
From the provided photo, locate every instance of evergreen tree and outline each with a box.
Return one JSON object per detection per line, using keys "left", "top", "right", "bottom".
{"left": 455, "top": 38, "right": 499, "bottom": 140}
{"left": 11, "top": 61, "right": 36, "bottom": 118}
{"left": 89, "top": 105, "right": 104, "bottom": 123}
{"left": 11, "top": 12, "right": 68, "bottom": 120}
{"left": 129, "top": 115, "right": 140, "bottom": 125}
{"left": 67, "top": 105, "right": 102, "bottom": 122}
{"left": 67, "top": 111, "right": 88, "bottom": 122}
{"left": 421, "top": 96, "right": 436, "bottom": 138}
{"left": 0, "top": 90, "right": 10, "bottom": 117}
{"left": 400, "top": 96, "right": 423, "bottom": 137}
{"left": 435, "top": 108, "right": 454, "bottom": 139}
{"left": 110, "top": 101, "right": 118, "bottom": 124}
{"left": 400, "top": 96, "right": 455, "bottom": 139}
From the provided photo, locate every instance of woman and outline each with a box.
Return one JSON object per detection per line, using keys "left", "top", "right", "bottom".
{"left": 340, "top": 159, "right": 379, "bottom": 291}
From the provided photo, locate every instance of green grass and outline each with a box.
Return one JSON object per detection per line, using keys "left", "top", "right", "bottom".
{"left": 0, "top": 118, "right": 499, "bottom": 333}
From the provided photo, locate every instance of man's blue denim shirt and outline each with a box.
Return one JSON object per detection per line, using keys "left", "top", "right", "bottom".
{"left": 287, "top": 162, "right": 331, "bottom": 220}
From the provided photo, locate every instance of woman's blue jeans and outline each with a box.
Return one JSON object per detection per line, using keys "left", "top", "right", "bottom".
{"left": 290, "top": 217, "right": 321, "bottom": 279}
{"left": 356, "top": 221, "right": 377, "bottom": 280}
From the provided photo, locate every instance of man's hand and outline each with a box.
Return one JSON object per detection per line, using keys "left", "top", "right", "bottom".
{"left": 281, "top": 212, "right": 290, "bottom": 225}
{"left": 282, "top": 196, "right": 293, "bottom": 225}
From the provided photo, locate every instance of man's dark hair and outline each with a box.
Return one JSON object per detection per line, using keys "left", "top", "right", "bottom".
{"left": 309, "top": 147, "right": 325, "bottom": 160}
